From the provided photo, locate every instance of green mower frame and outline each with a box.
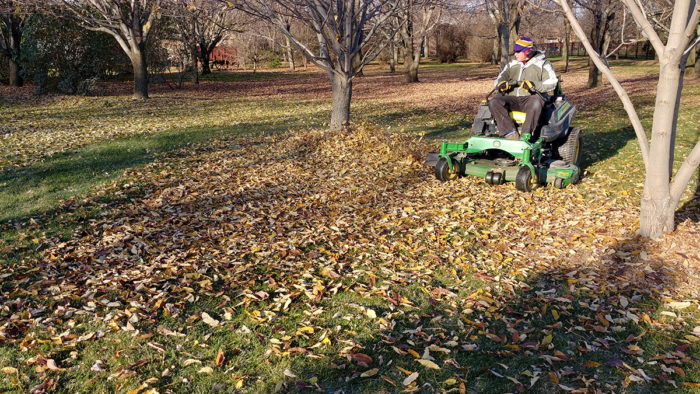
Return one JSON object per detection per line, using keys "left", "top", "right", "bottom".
{"left": 432, "top": 82, "right": 582, "bottom": 192}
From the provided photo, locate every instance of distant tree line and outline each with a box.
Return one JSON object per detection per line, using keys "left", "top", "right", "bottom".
{"left": 1, "top": 1, "right": 697, "bottom": 100}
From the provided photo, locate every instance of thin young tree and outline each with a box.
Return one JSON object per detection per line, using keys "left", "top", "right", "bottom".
{"left": 229, "top": 0, "right": 406, "bottom": 131}
{"left": 57, "top": 0, "right": 163, "bottom": 99}
{"left": 556, "top": 0, "right": 700, "bottom": 238}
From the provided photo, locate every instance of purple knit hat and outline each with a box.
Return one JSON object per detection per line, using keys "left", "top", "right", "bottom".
{"left": 513, "top": 36, "right": 534, "bottom": 52}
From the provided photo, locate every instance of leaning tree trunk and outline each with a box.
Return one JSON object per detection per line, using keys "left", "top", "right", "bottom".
{"left": 131, "top": 48, "right": 149, "bottom": 99}
{"left": 640, "top": 61, "right": 682, "bottom": 238}
{"left": 695, "top": 24, "right": 700, "bottom": 79}
{"left": 329, "top": 72, "right": 352, "bottom": 131}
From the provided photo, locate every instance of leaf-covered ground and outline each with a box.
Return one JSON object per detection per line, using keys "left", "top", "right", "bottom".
{"left": 1, "top": 59, "right": 699, "bottom": 392}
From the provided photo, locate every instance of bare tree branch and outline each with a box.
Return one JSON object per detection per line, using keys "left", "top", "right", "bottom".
{"left": 555, "top": 0, "right": 650, "bottom": 168}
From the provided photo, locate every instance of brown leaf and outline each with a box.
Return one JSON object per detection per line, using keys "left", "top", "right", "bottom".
{"left": 351, "top": 353, "right": 373, "bottom": 366}
{"left": 215, "top": 349, "right": 225, "bottom": 368}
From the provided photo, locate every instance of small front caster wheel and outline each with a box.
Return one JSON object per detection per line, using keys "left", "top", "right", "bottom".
{"left": 435, "top": 157, "right": 461, "bottom": 182}
{"left": 485, "top": 171, "right": 494, "bottom": 185}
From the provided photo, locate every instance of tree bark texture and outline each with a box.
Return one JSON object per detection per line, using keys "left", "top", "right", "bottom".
{"left": 564, "top": 19, "right": 571, "bottom": 72}
{"left": 696, "top": 24, "right": 700, "bottom": 78}
{"left": 200, "top": 48, "right": 212, "bottom": 75}
{"left": 329, "top": 73, "right": 352, "bottom": 131}
{"left": 8, "top": 57, "right": 22, "bottom": 87}
{"left": 286, "top": 36, "right": 295, "bottom": 71}
{"left": 2, "top": 13, "right": 23, "bottom": 87}
{"left": 131, "top": 49, "right": 149, "bottom": 99}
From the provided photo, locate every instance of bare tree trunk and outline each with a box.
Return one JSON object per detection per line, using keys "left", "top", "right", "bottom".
{"left": 390, "top": 42, "right": 397, "bottom": 73}
{"left": 695, "top": 24, "right": 700, "bottom": 78}
{"left": 131, "top": 49, "right": 149, "bottom": 99}
{"left": 330, "top": 72, "right": 352, "bottom": 131}
{"left": 564, "top": 19, "right": 571, "bottom": 72}
{"left": 200, "top": 49, "right": 212, "bottom": 75}
{"left": 499, "top": 22, "right": 510, "bottom": 67}
{"left": 192, "top": 52, "right": 199, "bottom": 85}
{"left": 8, "top": 57, "right": 22, "bottom": 87}
{"left": 640, "top": 60, "right": 682, "bottom": 238}
{"left": 491, "top": 36, "right": 500, "bottom": 65}
{"left": 405, "top": 50, "right": 421, "bottom": 82}
{"left": 286, "top": 36, "right": 295, "bottom": 71}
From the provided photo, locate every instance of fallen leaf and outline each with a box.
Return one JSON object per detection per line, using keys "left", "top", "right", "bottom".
{"left": 198, "top": 366, "right": 213, "bottom": 374}
{"left": 416, "top": 359, "right": 440, "bottom": 370}
{"left": 360, "top": 368, "right": 379, "bottom": 377}
{"left": 403, "top": 372, "right": 419, "bottom": 386}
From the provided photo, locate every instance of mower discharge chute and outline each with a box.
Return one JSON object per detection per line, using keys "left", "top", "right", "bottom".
{"left": 431, "top": 81, "right": 581, "bottom": 192}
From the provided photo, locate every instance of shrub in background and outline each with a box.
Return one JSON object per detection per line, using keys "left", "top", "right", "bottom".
{"left": 20, "top": 13, "right": 130, "bottom": 95}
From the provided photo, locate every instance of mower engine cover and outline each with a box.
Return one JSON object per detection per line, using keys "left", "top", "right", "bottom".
{"left": 539, "top": 97, "right": 576, "bottom": 142}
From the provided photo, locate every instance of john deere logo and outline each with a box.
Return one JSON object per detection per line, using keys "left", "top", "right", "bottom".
{"left": 493, "top": 141, "right": 501, "bottom": 148}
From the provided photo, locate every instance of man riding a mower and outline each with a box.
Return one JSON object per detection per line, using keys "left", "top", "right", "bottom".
{"left": 489, "top": 36, "right": 558, "bottom": 140}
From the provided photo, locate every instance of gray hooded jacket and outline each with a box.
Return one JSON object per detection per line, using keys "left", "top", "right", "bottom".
{"left": 494, "top": 52, "right": 558, "bottom": 96}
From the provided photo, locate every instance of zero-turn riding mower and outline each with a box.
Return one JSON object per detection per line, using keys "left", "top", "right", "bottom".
{"left": 430, "top": 80, "right": 582, "bottom": 192}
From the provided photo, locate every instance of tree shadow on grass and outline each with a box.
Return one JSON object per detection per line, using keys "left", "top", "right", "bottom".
{"left": 280, "top": 236, "right": 696, "bottom": 393}
{"left": 578, "top": 125, "right": 637, "bottom": 174}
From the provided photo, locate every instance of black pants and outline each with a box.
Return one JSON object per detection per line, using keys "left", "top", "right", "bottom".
{"left": 488, "top": 94, "right": 544, "bottom": 136}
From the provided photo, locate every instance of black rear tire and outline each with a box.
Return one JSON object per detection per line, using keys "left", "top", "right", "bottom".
{"left": 558, "top": 127, "right": 582, "bottom": 166}
{"left": 435, "top": 157, "right": 461, "bottom": 182}
{"left": 515, "top": 166, "right": 535, "bottom": 192}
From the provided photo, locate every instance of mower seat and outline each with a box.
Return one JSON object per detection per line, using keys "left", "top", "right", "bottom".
{"left": 509, "top": 111, "right": 526, "bottom": 124}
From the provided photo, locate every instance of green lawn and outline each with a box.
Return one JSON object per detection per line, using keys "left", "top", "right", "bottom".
{"left": 1, "top": 59, "right": 699, "bottom": 392}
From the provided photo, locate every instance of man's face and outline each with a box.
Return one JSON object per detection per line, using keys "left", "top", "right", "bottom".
{"left": 515, "top": 50, "right": 528, "bottom": 63}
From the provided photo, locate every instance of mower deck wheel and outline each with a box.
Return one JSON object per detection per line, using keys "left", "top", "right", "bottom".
{"left": 515, "top": 166, "right": 536, "bottom": 192}
{"left": 435, "top": 157, "right": 461, "bottom": 182}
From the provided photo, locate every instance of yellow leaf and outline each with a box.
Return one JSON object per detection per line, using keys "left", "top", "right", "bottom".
{"left": 2, "top": 367, "right": 18, "bottom": 374}
{"left": 407, "top": 349, "right": 420, "bottom": 358}
{"left": 235, "top": 379, "right": 244, "bottom": 389}
{"left": 297, "top": 326, "right": 314, "bottom": 335}
{"left": 396, "top": 366, "right": 413, "bottom": 375}
{"left": 549, "top": 371, "right": 559, "bottom": 384}
{"left": 360, "top": 368, "right": 379, "bottom": 377}
{"left": 541, "top": 334, "right": 552, "bottom": 346}
{"left": 552, "top": 310, "right": 559, "bottom": 320}
{"left": 416, "top": 359, "right": 440, "bottom": 370}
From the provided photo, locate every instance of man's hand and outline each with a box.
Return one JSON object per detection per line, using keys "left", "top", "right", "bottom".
{"left": 520, "top": 80, "right": 535, "bottom": 92}
{"left": 497, "top": 80, "right": 510, "bottom": 92}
